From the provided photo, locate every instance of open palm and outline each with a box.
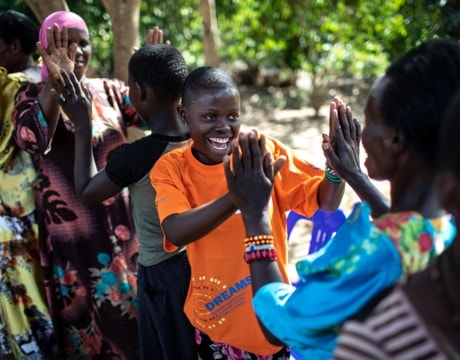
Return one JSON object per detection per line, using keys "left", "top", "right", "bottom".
{"left": 37, "top": 24, "right": 76, "bottom": 82}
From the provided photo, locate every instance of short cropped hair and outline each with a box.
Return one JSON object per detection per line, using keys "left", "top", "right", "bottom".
{"left": 379, "top": 39, "right": 460, "bottom": 171}
{"left": 0, "top": 10, "right": 39, "bottom": 55}
{"left": 181, "top": 66, "right": 238, "bottom": 107}
{"left": 128, "top": 44, "right": 187, "bottom": 101}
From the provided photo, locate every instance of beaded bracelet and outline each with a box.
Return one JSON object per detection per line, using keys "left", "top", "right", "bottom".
{"left": 325, "top": 164, "right": 343, "bottom": 183}
{"left": 245, "top": 243, "right": 276, "bottom": 253}
{"left": 244, "top": 248, "right": 278, "bottom": 264}
{"left": 244, "top": 234, "right": 275, "bottom": 247}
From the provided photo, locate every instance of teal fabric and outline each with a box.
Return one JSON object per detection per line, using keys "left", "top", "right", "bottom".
{"left": 252, "top": 202, "right": 409, "bottom": 359}
{"left": 253, "top": 202, "right": 455, "bottom": 359}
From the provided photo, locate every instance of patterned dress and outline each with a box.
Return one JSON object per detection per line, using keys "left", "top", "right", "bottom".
{"left": 0, "top": 67, "right": 58, "bottom": 359}
{"left": 13, "top": 77, "right": 141, "bottom": 359}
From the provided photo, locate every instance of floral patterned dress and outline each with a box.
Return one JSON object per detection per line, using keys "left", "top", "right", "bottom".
{"left": 13, "top": 77, "right": 141, "bottom": 359}
{"left": 1, "top": 68, "right": 58, "bottom": 359}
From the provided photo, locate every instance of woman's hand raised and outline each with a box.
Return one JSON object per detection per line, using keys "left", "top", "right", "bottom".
{"left": 36, "top": 24, "right": 76, "bottom": 84}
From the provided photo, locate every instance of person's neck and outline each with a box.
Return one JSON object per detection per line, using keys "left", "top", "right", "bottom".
{"left": 390, "top": 170, "right": 442, "bottom": 218}
{"left": 148, "top": 107, "right": 188, "bottom": 137}
{"left": 12, "top": 56, "right": 36, "bottom": 74}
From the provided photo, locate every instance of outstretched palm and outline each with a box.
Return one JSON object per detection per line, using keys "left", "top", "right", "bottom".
{"left": 37, "top": 24, "right": 75, "bottom": 82}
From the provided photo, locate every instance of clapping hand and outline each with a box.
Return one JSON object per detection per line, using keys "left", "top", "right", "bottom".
{"left": 146, "top": 26, "right": 170, "bottom": 45}
{"left": 133, "top": 26, "right": 170, "bottom": 52}
{"left": 224, "top": 130, "right": 285, "bottom": 221}
{"left": 51, "top": 70, "right": 92, "bottom": 129}
{"left": 36, "top": 24, "right": 77, "bottom": 84}
{"left": 103, "top": 80, "right": 123, "bottom": 109}
{"left": 322, "top": 96, "right": 362, "bottom": 180}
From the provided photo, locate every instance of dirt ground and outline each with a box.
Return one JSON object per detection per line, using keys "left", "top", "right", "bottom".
{"left": 237, "top": 85, "right": 390, "bottom": 280}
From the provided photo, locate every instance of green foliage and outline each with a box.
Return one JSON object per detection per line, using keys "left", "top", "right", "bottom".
{"left": 139, "top": 0, "right": 204, "bottom": 67}
{"left": 5, "top": 0, "right": 460, "bottom": 82}
{"left": 0, "top": 1, "right": 35, "bottom": 18}
{"left": 67, "top": 0, "right": 114, "bottom": 77}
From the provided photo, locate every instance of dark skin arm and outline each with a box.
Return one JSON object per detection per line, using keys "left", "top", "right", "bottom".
{"left": 161, "top": 130, "right": 286, "bottom": 247}
{"left": 49, "top": 70, "right": 116, "bottom": 204}
{"left": 317, "top": 175, "right": 345, "bottom": 211}
{"left": 161, "top": 194, "right": 239, "bottom": 247}
{"left": 323, "top": 97, "right": 390, "bottom": 218}
{"left": 50, "top": 27, "right": 169, "bottom": 205}
{"left": 224, "top": 130, "right": 286, "bottom": 346}
{"left": 36, "top": 24, "right": 77, "bottom": 142}
{"left": 316, "top": 98, "right": 346, "bottom": 211}
{"left": 59, "top": 71, "right": 121, "bottom": 204}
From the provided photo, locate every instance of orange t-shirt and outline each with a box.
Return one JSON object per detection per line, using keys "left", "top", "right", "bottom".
{"left": 150, "top": 135, "right": 324, "bottom": 355}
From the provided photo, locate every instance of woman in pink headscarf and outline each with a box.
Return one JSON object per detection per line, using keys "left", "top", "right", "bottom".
{"left": 12, "top": 11, "right": 141, "bottom": 359}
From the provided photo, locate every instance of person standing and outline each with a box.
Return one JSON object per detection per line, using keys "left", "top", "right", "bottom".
{"left": 150, "top": 66, "right": 345, "bottom": 359}
{"left": 13, "top": 11, "right": 140, "bottom": 358}
{"left": 224, "top": 39, "right": 460, "bottom": 359}
{"left": 0, "top": 10, "right": 58, "bottom": 359}
{"left": 51, "top": 43, "right": 196, "bottom": 359}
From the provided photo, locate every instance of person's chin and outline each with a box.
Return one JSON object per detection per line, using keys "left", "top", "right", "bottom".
{"left": 364, "top": 160, "right": 376, "bottom": 179}
{"left": 73, "top": 66, "right": 87, "bottom": 80}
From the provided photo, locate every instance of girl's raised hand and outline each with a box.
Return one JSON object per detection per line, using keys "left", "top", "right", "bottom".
{"left": 51, "top": 70, "right": 92, "bottom": 129}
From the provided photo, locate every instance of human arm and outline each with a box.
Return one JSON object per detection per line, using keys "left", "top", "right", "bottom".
{"left": 51, "top": 70, "right": 122, "bottom": 204}
{"left": 36, "top": 24, "right": 77, "bottom": 142}
{"left": 317, "top": 173, "right": 345, "bottom": 211}
{"left": 323, "top": 97, "right": 390, "bottom": 218}
{"left": 160, "top": 193, "right": 237, "bottom": 247}
{"left": 308, "top": 99, "right": 346, "bottom": 211}
{"left": 13, "top": 25, "right": 77, "bottom": 154}
{"left": 224, "top": 130, "right": 286, "bottom": 345}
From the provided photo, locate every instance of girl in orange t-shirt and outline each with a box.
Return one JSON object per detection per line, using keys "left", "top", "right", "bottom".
{"left": 150, "top": 66, "right": 345, "bottom": 359}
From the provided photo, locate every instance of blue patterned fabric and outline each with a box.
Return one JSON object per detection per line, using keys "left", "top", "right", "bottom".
{"left": 253, "top": 202, "right": 417, "bottom": 359}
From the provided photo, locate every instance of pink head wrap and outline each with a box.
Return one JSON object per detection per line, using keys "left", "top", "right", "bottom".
{"left": 39, "top": 11, "right": 89, "bottom": 81}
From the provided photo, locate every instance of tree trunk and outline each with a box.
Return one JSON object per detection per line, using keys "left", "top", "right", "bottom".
{"left": 101, "top": 0, "right": 141, "bottom": 82}
{"left": 24, "top": 0, "right": 68, "bottom": 22}
{"left": 200, "top": 0, "right": 220, "bottom": 66}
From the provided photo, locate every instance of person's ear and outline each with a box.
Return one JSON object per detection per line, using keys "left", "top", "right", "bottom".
{"left": 10, "top": 38, "right": 21, "bottom": 54}
{"left": 177, "top": 104, "right": 187, "bottom": 124}
{"left": 384, "top": 128, "right": 406, "bottom": 155}
{"left": 136, "top": 82, "right": 146, "bottom": 101}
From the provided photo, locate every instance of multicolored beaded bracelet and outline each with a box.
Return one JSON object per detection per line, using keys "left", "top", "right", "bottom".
{"left": 245, "top": 243, "right": 276, "bottom": 253}
{"left": 243, "top": 248, "right": 278, "bottom": 264}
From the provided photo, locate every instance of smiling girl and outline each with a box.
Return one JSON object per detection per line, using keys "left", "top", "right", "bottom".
{"left": 150, "top": 66, "right": 345, "bottom": 359}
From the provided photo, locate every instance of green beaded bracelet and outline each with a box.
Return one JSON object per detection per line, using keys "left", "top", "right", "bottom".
{"left": 325, "top": 164, "right": 343, "bottom": 183}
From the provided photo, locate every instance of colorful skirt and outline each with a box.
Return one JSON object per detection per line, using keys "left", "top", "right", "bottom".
{"left": 0, "top": 213, "right": 58, "bottom": 359}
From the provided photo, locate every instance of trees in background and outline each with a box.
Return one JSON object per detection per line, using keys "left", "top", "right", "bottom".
{"left": 2, "top": 0, "right": 459, "bottom": 107}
